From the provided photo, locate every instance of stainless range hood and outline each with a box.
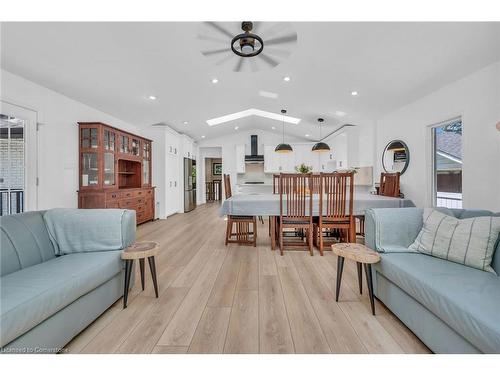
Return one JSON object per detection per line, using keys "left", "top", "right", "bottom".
{"left": 245, "top": 135, "right": 264, "bottom": 163}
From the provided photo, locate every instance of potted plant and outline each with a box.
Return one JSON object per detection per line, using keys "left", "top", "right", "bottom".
{"left": 294, "top": 163, "right": 313, "bottom": 174}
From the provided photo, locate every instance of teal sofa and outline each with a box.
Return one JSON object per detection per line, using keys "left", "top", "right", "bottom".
{"left": 365, "top": 207, "right": 500, "bottom": 354}
{"left": 0, "top": 209, "right": 136, "bottom": 353}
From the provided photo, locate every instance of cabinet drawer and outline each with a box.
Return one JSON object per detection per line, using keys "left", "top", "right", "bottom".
{"left": 120, "top": 198, "right": 139, "bottom": 208}
{"left": 106, "top": 191, "right": 121, "bottom": 200}
{"left": 136, "top": 204, "right": 146, "bottom": 213}
{"left": 121, "top": 190, "right": 135, "bottom": 199}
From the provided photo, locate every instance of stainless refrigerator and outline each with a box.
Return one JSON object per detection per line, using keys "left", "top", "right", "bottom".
{"left": 184, "top": 158, "right": 197, "bottom": 212}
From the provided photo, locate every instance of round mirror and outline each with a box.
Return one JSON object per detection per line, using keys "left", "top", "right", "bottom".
{"left": 382, "top": 140, "right": 410, "bottom": 175}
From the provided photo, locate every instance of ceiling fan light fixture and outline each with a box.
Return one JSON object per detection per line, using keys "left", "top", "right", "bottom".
{"left": 231, "top": 21, "right": 264, "bottom": 57}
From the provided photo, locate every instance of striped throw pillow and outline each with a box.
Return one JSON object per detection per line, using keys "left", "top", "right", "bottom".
{"left": 409, "top": 208, "right": 500, "bottom": 274}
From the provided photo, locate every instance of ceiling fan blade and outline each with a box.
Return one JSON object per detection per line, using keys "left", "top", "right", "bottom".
{"left": 265, "top": 34, "right": 297, "bottom": 46}
{"left": 249, "top": 58, "right": 258, "bottom": 73}
{"left": 205, "top": 22, "right": 234, "bottom": 38}
{"left": 257, "top": 53, "right": 279, "bottom": 68}
{"left": 197, "top": 34, "right": 228, "bottom": 45}
{"left": 234, "top": 57, "right": 245, "bottom": 72}
{"left": 262, "top": 47, "right": 291, "bottom": 58}
{"left": 260, "top": 23, "right": 290, "bottom": 39}
{"left": 214, "top": 54, "right": 234, "bottom": 66}
{"left": 201, "top": 48, "right": 230, "bottom": 56}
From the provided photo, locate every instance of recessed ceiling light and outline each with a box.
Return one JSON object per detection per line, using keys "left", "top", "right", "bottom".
{"left": 271, "top": 126, "right": 276, "bottom": 130}
{"left": 234, "top": 126, "right": 239, "bottom": 130}
{"left": 148, "top": 95, "right": 157, "bottom": 100}
{"left": 283, "top": 76, "right": 291, "bottom": 82}
{"left": 335, "top": 110, "right": 347, "bottom": 117}
{"left": 201, "top": 135, "right": 206, "bottom": 138}
{"left": 351, "top": 91, "right": 358, "bottom": 96}
{"left": 211, "top": 78, "right": 219, "bottom": 84}
{"left": 305, "top": 134, "right": 310, "bottom": 137}
{"left": 183, "top": 121, "right": 189, "bottom": 125}
{"left": 206, "top": 108, "right": 301, "bottom": 126}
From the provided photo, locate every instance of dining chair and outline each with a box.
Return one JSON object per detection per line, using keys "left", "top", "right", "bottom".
{"left": 379, "top": 172, "right": 400, "bottom": 197}
{"left": 223, "top": 174, "right": 257, "bottom": 247}
{"left": 277, "top": 173, "right": 314, "bottom": 256}
{"left": 313, "top": 172, "right": 355, "bottom": 255}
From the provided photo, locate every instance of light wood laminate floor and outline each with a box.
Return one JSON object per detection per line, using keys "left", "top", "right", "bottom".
{"left": 64, "top": 203, "right": 430, "bottom": 354}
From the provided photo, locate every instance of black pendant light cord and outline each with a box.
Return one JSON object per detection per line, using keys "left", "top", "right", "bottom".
{"left": 281, "top": 109, "right": 287, "bottom": 143}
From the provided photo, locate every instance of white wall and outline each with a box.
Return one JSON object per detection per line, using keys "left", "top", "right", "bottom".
{"left": 1, "top": 70, "right": 164, "bottom": 210}
{"left": 375, "top": 61, "right": 500, "bottom": 211}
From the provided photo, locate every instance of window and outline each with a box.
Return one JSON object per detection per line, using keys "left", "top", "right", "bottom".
{"left": 431, "top": 118, "right": 463, "bottom": 208}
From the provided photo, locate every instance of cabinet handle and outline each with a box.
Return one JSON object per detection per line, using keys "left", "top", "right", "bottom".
{"left": 174, "top": 181, "right": 177, "bottom": 187}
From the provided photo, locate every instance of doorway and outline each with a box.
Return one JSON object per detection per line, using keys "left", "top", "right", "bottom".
{"left": 0, "top": 101, "right": 38, "bottom": 216}
{"left": 205, "top": 157, "right": 222, "bottom": 202}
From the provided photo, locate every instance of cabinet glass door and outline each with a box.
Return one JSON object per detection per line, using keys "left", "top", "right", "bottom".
{"left": 104, "top": 129, "right": 115, "bottom": 151}
{"left": 81, "top": 152, "right": 99, "bottom": 186}
{"left": 120, "top": 135, "right": 129, "bottom": 153}
{"left": 104, "top": 152, "right": 115, "bottom": 186}
{"left": 81, "top": 127, "right": 98, "bottom": 149}
{"left": 132, "top": 138, "right": 140, "bottom": 156}
{"left": 142, "top": 141, "right": 151, "bottom": 185}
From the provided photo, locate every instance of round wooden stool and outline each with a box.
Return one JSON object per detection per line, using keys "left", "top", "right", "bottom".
{"left": 331, "top": 243, "right": 381, "bottom": 315}
{"left": 121, "top": 241, "right": 159, "bottom": 308}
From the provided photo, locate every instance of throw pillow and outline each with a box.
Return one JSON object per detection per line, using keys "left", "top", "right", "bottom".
{"left": 409, "top": 208, "right": 500, "bottom": 273}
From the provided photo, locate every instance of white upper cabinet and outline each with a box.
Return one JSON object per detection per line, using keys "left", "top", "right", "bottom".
{"left": 181, "top": 135, "right": 196, "bottom": 160}
{"left": 235, "top": 144, "right": 246, "bottom": 173}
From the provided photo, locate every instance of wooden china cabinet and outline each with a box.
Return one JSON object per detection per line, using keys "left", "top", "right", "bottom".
{"left": 77, "top": 122, "right": 155, "bottom": 224}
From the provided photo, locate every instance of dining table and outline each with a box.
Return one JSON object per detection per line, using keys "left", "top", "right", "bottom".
{"left": 220, "top": 186, "right": 415, "bottom": 249}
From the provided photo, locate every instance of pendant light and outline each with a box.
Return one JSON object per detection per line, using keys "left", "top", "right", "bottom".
{"left": 275, "top": 109, "right": 293, "bottom": 153}
{"left": 312, "top": 118, "right": 331, "bottom": 153}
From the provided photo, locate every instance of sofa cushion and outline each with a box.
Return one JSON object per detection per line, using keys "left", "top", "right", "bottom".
{"left": 0, "top": 251, "right": 123, "bottom": 347}
{"left": 0, "top": 211, "right": 56, "bottom": 277}
{"left": 44, "top": 208, "right": 136, "bottom": 255}
{"left": 375, "top": 252, "right": 500, "bottom": 353}
{"left": 409, "top": 208, "right": 500, "bottom": 274}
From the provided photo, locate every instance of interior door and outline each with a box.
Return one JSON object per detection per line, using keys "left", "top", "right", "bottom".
{"left": 0, "top": 101, "right": 37, "bottom": 215}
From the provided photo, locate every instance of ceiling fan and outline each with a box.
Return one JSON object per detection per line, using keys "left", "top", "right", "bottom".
{"left": 198, "top": 22, "right": 298, "bottom": 72}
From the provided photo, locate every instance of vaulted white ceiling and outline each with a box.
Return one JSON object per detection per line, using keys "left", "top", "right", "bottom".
{"left": 1, "top": 22, "right": 499, "bottom": 141}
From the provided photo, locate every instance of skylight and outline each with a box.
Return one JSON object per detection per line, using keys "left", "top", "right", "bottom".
{"left": 206, "top": 108, "right": 301, "bottom": 126}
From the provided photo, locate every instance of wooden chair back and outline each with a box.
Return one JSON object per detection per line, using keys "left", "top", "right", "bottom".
{"left": 310, "top": 174, "right": 322, "bottom": 194}
{"left": 273, "top": 174, "right": 279, "bottom": 194}
{"left": 380, "top": 172, "right": 400, "bottom": 197}
{"left": 279, "top": 173, "right": 312, "bottom": 220}
{"left": 223, "top": 174, "right": 232, "bottom": 199}
{"left": 319, "top": 172, "right": 354, "bottom": 219}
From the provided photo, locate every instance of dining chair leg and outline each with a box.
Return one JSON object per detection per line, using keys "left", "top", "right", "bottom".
{"left": 308, "top": 225, "right": 313, "bottom": 256}
{"left": 270, "top": 216, "right": 276, "bottom": 250}
{"left": 319, "top": 225, "right": 324, "bottom": 256}
{"left": 253, "top": 217, "right": 257, "bottom": 247}
{"left": 279, "top": 225, "right": 284, "bottom": 256}
{"left": 225, "top": 219, "right": 231, "bottom": 246}
{"left": 335, "top": 256, "right": 345, "bottom": 302}
{"left": 356, "top": 262, "right": 363, "bottom": 294}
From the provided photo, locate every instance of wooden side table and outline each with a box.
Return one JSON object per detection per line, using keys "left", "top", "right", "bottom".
{"left": 331, "top": 243, "right": 381, "bottom": 315}
{"left": 121, "top": 241, "right": 159, "bottom": 308}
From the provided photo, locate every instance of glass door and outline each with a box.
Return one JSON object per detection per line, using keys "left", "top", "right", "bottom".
{"left": 80, "top": 124, "right": 100, "bottom": 188}
{"left": 103, "top": 128, "right": 116, "bottom": 187}
{"left": 0, "top": 114, "right": 26, "bottom": 215}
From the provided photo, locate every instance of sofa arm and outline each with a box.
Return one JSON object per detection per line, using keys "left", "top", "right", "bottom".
{"left": 121, "top": 209, "right": 137, "bottom": 248}
{"left": 365, "top": 208, "right": 423, "bottom": 253}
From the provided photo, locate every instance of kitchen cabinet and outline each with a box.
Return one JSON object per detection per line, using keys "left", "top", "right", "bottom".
{"left": 165, "top": 132, "right": 181, "bottom": 216}
{"left": 235, "top": 144, "right": 246, "bottom": 173}
{"left": 181, "top": 135, "right": 196, "bottom": 160}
